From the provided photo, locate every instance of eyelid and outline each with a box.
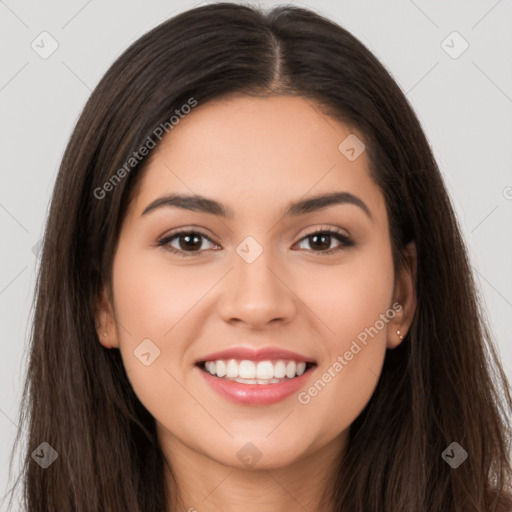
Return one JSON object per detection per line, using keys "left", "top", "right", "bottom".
{"left": 157, "top": 225, "right": 217, "bottom": 244}
{"left": 293, "top": 226, "right": 355, "bottom": 255}
{"left": 295, "top": 224, "right": 351, "bottom": 241}
{"left": 157, "top": 227, "right": 218, "bottom": 254}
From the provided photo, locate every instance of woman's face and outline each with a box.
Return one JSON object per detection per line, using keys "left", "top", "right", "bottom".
{"left": 99, "top": 95, "right": 415, "bottom": 472}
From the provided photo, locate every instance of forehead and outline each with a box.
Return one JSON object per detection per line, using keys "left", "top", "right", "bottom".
{"left": 128, "top": 95, "right": 386, "bottom": 226}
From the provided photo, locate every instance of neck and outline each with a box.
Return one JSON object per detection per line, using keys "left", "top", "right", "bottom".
{"left": 161, "top": 433, "right": 347, "bottom": 512}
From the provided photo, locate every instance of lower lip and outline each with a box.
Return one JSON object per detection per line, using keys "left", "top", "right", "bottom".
{"left": 197, "top": 366, "right": 316, "bottom": 405}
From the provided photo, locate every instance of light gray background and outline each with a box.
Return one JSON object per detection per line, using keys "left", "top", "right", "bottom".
{"left": 1, "top": 0, "right": 511, "bottom": 506}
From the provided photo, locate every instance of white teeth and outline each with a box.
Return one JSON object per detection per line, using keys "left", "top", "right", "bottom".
{"left": 215, "top": 360, "right": 227, "bottom": 377}
{"left": 203, "top": 358, "right": 312, "bottom": 381}
{"left": 234, "top": 378, "right": 257, "bottom": 384}
{"left": 285, "top": 361, "right": 296, "bottom": 378}
{"left": 226, "top": 359, "right": 238, "bottom": 378}
{"left": 256, "top": 361, "right": 274, "bottom": 380}
{"left": 239, "top": 360, "right": 256, "bottom": 379}
{"left": 274, "top": 360, "right": 286, "bottom": 378}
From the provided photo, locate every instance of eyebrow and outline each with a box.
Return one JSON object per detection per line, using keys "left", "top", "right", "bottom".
{"left": 141, "top": 191, "right": 373, "bottom": 221}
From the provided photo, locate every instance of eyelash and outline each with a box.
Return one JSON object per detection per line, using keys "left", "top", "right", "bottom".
{"left": 157, "top": 227, "right": 355, "bottom": 258}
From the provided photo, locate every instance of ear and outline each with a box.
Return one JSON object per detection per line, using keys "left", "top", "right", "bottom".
{"left": 387, "top": 241, "right": 417, "bottom": 349}
{"left": 95, "top": 285, "right": 120, "bottom": 349}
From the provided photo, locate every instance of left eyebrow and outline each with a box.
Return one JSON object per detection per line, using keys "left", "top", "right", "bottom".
{"left": 285, "top": 191, "right": 373, "bottom": 222}
{"left": 141, "top": 191, "right": 373, "bottom": 222}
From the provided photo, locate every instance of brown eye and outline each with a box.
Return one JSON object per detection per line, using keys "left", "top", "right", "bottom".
{"left": 175, "top": 232, "right": 203, "bottom": 251}
{"left": 158, "top": 231, "right": 218, "bottom": 256}
{"left": 295, "top": 229, "right": 354, "bottom": 255}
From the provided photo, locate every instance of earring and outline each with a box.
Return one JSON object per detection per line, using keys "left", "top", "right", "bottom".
{"left": 397, "top": 329, "right": 404, "bottom": 340}
{"left": 101, "top": 331, "right": 112, "bottom": 349}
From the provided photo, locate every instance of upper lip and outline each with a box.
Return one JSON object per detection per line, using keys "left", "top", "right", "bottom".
{"left": 196, "top": 346, "right": 316, "bottom": 364}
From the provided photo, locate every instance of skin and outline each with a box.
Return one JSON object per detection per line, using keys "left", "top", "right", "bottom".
{"left": 96, "top": 95, "right": 416, "bottom": 512}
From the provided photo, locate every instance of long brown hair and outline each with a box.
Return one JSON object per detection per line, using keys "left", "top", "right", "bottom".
{"left": 4, "top": 3, "right": 511, "bottom": 511}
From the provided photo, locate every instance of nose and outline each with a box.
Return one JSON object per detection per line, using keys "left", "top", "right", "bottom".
{"left": 217, "top": 246, "right": 297, "bottom": 330}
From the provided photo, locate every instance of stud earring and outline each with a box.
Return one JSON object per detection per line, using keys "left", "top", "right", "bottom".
{"left": 101, "top": 330, "right": 112, "bottom": 349}
{"left": 396, "top": 329, "right": 404, "bottom": 340}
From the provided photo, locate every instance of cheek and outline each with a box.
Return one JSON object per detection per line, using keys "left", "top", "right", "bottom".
{"left": 111, "top": 243, "right": 215, "bottom": 340}
{"left": 294, "top": 237, "right": 394, "bottom": 433}
{"left": 110, "top": 243, "right": 218, "bottom": 409}
{"left": 298, "top": 236, "right": 395, "bottom": 347}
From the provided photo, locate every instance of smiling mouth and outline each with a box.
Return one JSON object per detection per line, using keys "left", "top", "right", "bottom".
{"left": 196, "top": 359, "right": 317, "bottom": 385}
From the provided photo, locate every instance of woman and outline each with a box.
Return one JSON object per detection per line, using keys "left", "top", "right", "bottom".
{"left": 4, "top": 2, "right": 512, "bottom": 511}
